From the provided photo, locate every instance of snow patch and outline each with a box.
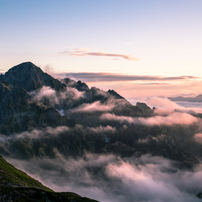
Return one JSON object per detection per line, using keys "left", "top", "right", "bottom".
{"left": 56, "top": 109, "right": 65, "bottom": 116}
{"left": 104, "top": 134, "right": 111, "bottom": 143}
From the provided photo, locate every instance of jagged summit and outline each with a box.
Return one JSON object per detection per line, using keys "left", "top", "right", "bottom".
{"left": 136, "top": 102, "right": 153, "bottom": 114}
{"left": 2, "top": 62, "right": 66, "bottom": 92}
{"left": 62, "top": 77, "right": 89, "bottom": 91}
{"left": 6, "top": 61, "right": 42, "bottom": 73}
{"left": 108, "top": 89, "right": 124, "bottom": 99}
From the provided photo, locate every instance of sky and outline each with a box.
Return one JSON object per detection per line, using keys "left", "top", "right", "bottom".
{"left": 1, "top": 0, "right": 202, "bottom": 100}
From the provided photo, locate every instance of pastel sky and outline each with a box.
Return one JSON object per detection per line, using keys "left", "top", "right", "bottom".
{"left": 1, "top": 0, "right": 202, "bottom": 100}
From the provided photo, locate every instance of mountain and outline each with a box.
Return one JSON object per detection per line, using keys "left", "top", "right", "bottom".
{"left": 0, "top": 155, "right": 98, "bottom": 202}
{"left": 62, "top": 78, "right": 90, "bottom": 92}
{"left": 0, "top": 80, "right": 71, "bottom": 135}
{"left": 169, "top": 94, "right": 202, "bottom": 102}
{"left": 0, "top": 62, "right": 200, "bottom": 169}
{"left": 0, "top": 62, "right": 66, "bottom": 92}
{"left": 1, "top": 62, "right": 202, "bottom": 201}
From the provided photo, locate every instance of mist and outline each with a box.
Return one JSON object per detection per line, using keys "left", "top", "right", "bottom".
{"left": 2, "top": 81, "right": 202, "bottom": 201}
{"left": 144, "top": 97, "right": 202, "bottom": 114}
{"left": 29, "top": 86, "right": 85, "bottom": 107}
{"left": 5, "top": 153, "right": 202, "bottom": 202}
{"left": 100, "top": 112, "right": 199, "bottom": 126}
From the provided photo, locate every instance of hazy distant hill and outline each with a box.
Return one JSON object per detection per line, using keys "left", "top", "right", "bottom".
{"left": 169, "top": 95, "right": 202, "bottom": 102}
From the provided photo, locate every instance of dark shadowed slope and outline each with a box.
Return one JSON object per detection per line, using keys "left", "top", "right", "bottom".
{"left": 0, "top": 81, "right": 71, "bottom": 135}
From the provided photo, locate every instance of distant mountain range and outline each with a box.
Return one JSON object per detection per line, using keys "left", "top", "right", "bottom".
{"left": 169, "top": 95, "right": 202, "bottom": 102}
{"left": 1, "top": 62, "right": 202, "bottom": 201}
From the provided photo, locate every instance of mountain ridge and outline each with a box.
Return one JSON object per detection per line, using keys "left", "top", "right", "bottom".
{"left": 1, "top": 62, "right": 202, "bottom": 201}
{"left": 169, "top": 94, "right": 202, "bottom": 102}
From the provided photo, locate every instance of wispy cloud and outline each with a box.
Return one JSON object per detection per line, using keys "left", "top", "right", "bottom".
{"left": 193, "top": 133, "right": 202, "bottom": 144}
{"left": 146, "top": 97, "right": 202, "bottom": 114}
{"left": 59, "top": 72, "right": 197, "bottom": 82}
{"left": 100, "top": 112, "right": 199, "bottom": 126}
{"left": 29, "top": 86, "right": 84, "bottom": 107}
{"left": 68, "top": 101, "right": 113, "bottom": 113}
{"left": 59, "top": 48, "right": 140, "bottom": 61}
{"left": 7, "top": 154, "right": 202, "bottom": 202}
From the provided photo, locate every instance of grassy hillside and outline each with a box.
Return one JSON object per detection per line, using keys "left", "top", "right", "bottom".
{"left": 0, "top": 155, "right": 98, "bottom": 202}
{"left": 0, "top": 155, "right": 51, "bottom": 191}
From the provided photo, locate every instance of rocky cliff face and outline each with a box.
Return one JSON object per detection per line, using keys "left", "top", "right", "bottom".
{"left": 0, "top": 81, "right": 70, "bottom": 135}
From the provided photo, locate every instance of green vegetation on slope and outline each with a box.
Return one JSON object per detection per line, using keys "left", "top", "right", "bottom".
{"left": 0, "top": 155, "right": 51, "bottom": 191}
{"left": 0, "top": 155, "right": 98, "bottom": 202}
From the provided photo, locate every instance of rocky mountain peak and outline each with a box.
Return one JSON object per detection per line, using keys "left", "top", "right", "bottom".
{"left": 107, "top": 89, "right": 124, "bottom": 99}
{"left": 62, "top": 78, "right": 89, "bottom": 91}
{"left": 3, "top": 62, "right": 66, "bottom": 92}
{"left": 5, "top": 61, "right": 42, "bottom": 74}
{"left": 136, "top": 102, "right": 153, "bottom": 114}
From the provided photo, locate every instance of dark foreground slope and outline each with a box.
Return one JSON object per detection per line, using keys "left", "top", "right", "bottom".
{"left": 0, "top": 155, "right": 98, "bottom": 202}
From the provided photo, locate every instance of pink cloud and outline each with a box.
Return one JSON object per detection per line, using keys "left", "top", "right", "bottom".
{"left": 86, "top": 125, "right": 116, "bottom": 134}
{"left": 193, "top": 133, "right": 202, "bottom": 144}
{"left": 59, "top": 49, "right": 140, "bottom": 61}
{"left": 68, "top": 101, "right": 113, "bottom": 113}
{"left": 100, "top": 112, "right": 198, "bottom": 126}
{"left": 146, "top": 97, "right": 202, "bottom": 115}
{"left": 138, "top": 112, "right": 198, "bottom": 126}
{"left": 107, "top": 161, "right": 147, "bottom": 181}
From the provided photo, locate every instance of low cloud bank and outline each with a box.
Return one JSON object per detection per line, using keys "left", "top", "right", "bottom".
{"left": 68, "top": 101, "right": 113, "bottom": 113}
{"left": 146, "top": 97, "right": 202, "bottom": 114}
{"left": 194, "top": 133, "right": 202, "bottom": 144}
{"left": 60, "top": 48, "right": 140, "bottom": 61}
{"left": 30, "top": 86, "right": 84, "bottom": 107}
{"left": 6, "top": 154, "right": 202, "bottom": 202}
{"left": 60, "top": 72, "right": 197, "bottom": 82}
{"left": 0, "top": 126, "right": 70, "bottom": 143}
{"left": 100, "top": 112, "right": 199, "bottom": 126}
{"left": 0, "top": 125, "right": 116, "bottom": 143}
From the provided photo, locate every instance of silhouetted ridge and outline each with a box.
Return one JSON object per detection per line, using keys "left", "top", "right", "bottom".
{"left": 3, "top": 62, "right": 66, "bottom": 92}
{"left": 108, "top": 89, "right": 124, "bottom": 99}
{"left": 136, "top": 102, "right": 153, "bottom": 114}
{"left": 62, "top": 78, "right": 89, "bottom": 91}
{"left": 0, "top": 74, "right": 3, "bottom": 82}
{"left": 169, "top": 94, "right": 202, "bottom": 102}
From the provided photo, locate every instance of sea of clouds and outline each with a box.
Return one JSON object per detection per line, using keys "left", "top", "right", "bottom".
{"left": 5, "top": 153, "right": 202, "bottom": 202}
